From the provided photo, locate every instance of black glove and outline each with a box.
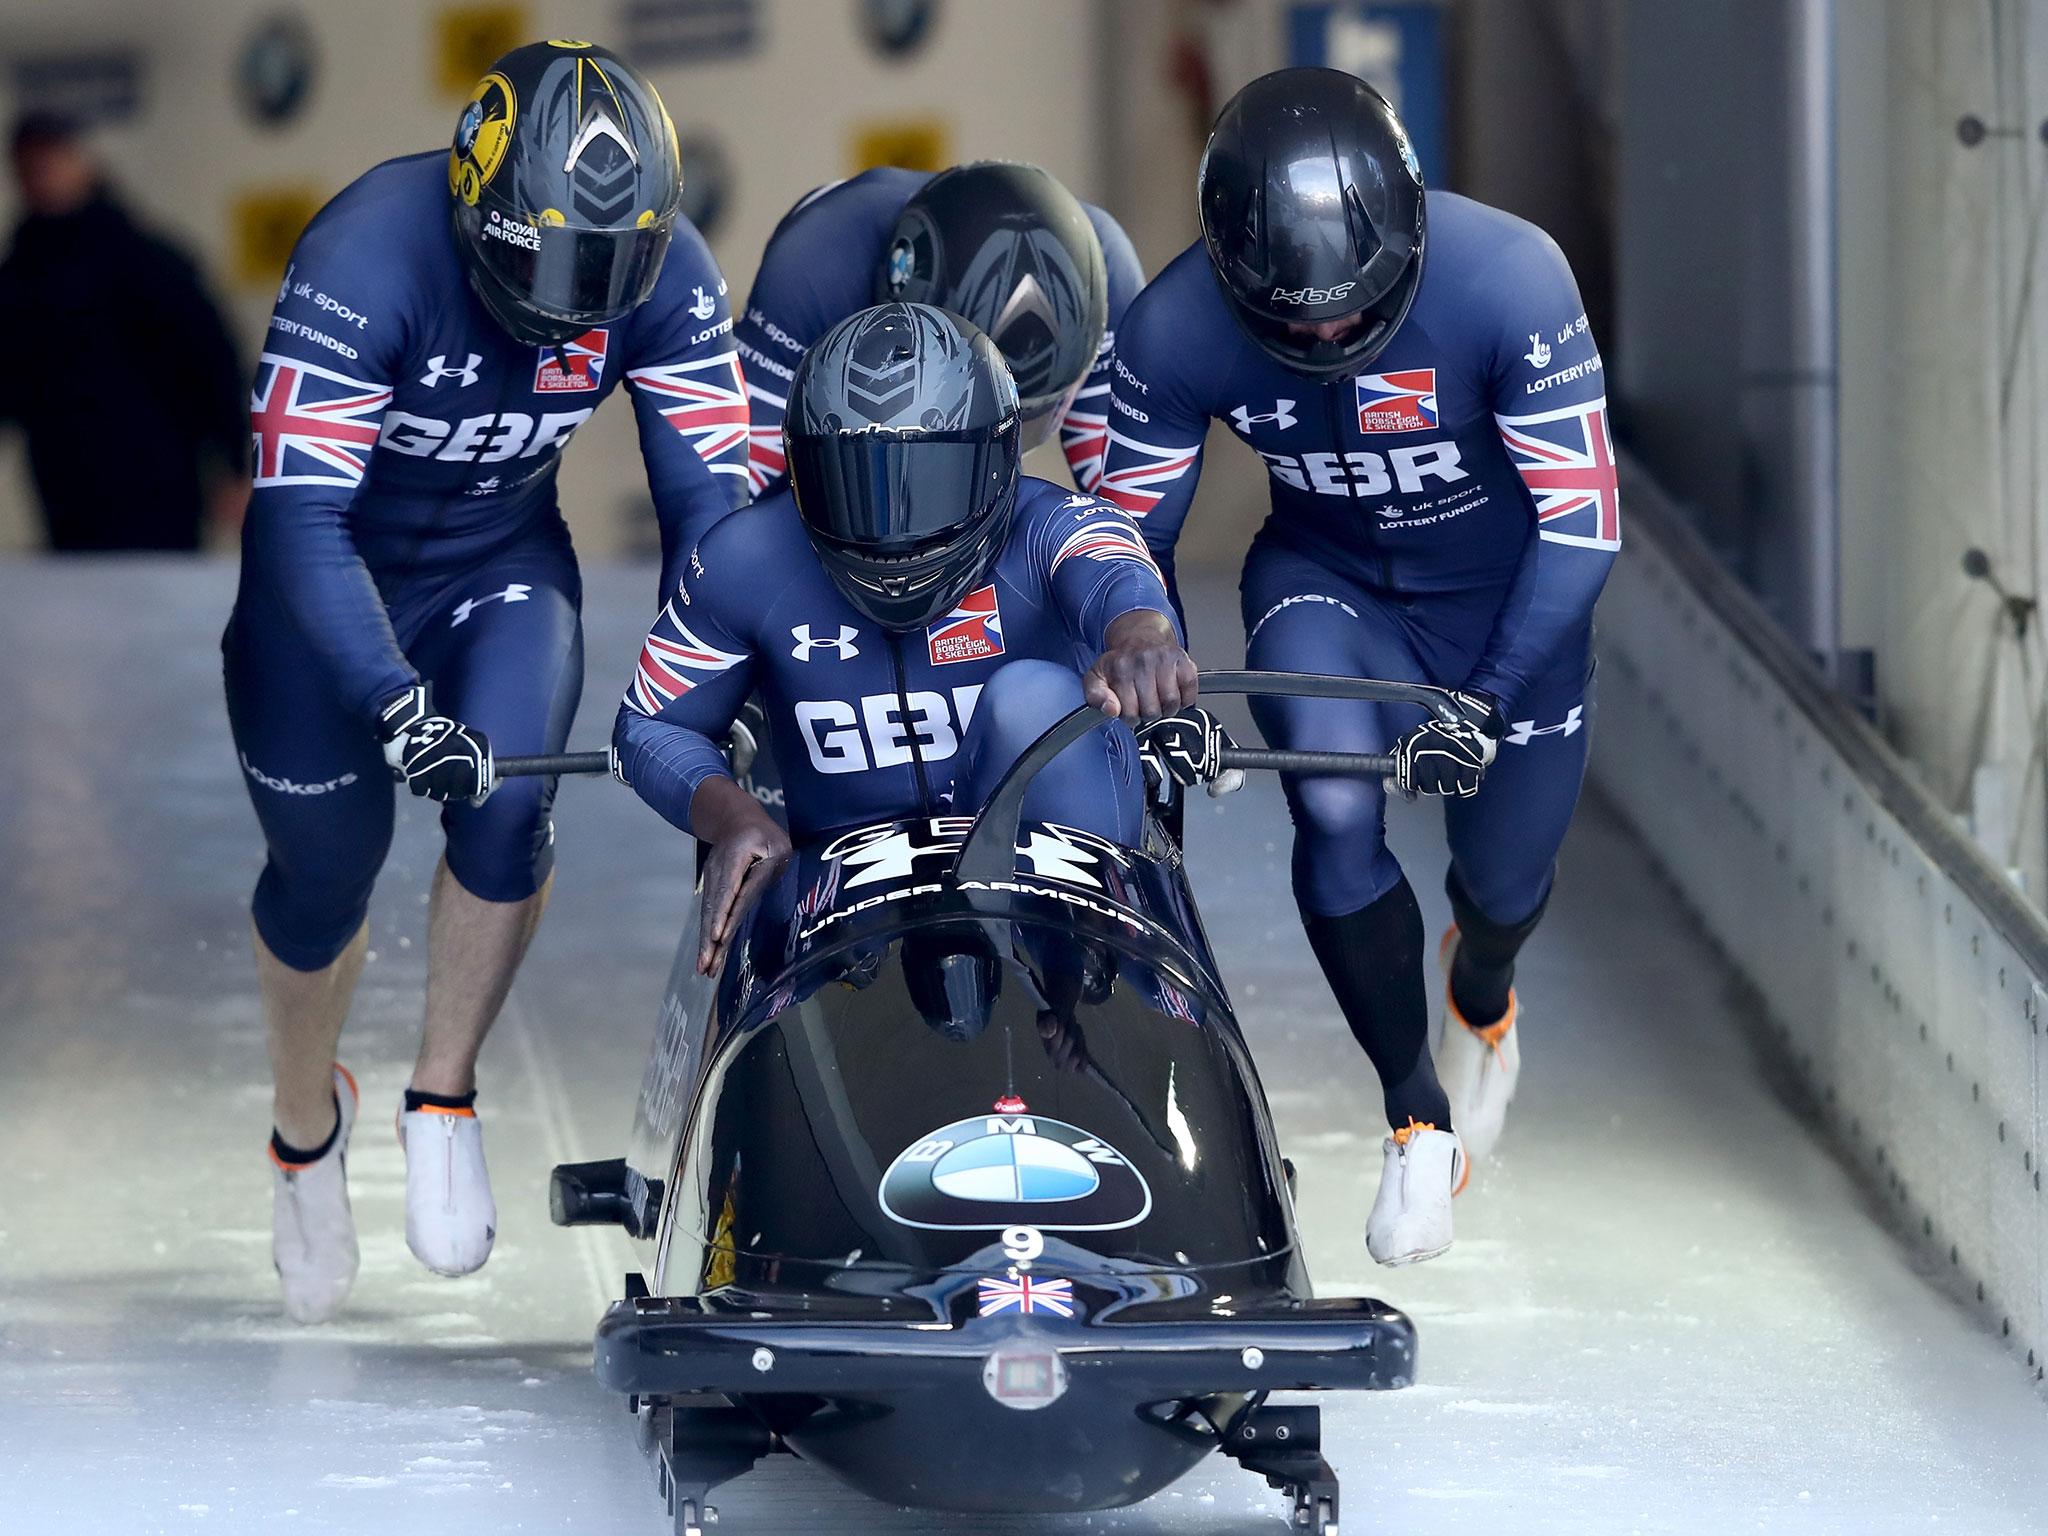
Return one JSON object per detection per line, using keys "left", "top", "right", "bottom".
{"left": 1391, "top": 689, "right": 1504, "bottom": 799}
{"left": 377, "top": 685, "right": 493, "bottom": 805}
{"left": 1138, "top": 707, "right": 1245, "bottom": 799}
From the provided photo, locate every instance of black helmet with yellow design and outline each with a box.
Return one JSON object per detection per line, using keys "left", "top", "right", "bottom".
{"left": 448, "top": 40, "right": 683, "bottom": 345}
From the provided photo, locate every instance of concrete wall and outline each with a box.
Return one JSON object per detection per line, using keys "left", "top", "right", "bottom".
{"left": 1449, "top": 0, "right": 1621, "bottom": 344}
{"left": 1096, "top": 0, "right": 1293, "bottom": 586}
{"left": 1612, "top": 0, "right": 1784, "bottom": 583}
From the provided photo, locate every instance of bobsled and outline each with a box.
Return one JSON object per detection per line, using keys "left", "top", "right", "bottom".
{"left": 541, "top": 672, "right": 1468, "bottom": 1535}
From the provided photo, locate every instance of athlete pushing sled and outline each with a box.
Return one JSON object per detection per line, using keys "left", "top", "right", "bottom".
{"left": 228, "top": 42, "right": 747, "bottom": 1322}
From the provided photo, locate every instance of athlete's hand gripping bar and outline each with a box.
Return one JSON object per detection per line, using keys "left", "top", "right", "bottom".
{"left": 956, "top": 669, "right": 1446, "bottom": 881}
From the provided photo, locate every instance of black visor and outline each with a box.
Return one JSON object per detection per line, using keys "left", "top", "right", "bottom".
{"left": 787, "top": 427, "right": 1018, "bottom": 547}
{"left": 789, "top": 424, "right": 1020, "bottom": 629}
{"left": 463, "top": 195, "right": 674, "bottom": 333}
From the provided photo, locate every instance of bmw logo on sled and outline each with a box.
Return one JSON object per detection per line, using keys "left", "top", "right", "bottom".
{"left": 544, "top": 673, "right": 1466, "bottom": 1534}
{"left": 879, "top": 1112, "right": 1153, "bottom": 1230}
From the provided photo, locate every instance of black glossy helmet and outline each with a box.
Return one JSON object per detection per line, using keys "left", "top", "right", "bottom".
{"left": 787, "top": 303, "right": 1021, "bottom": 632}
{"left": 448, "top": 40, "right": 683, "bottom": 345}
{"left": 1198, "top": 67, "right": 1426, "bottom": 380}
{"left": 876, "top": 162, "right": 1106, "bottom": 452}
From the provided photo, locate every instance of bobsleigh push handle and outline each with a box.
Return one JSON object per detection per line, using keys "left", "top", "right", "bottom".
{"left": 951, "top": 669, "right": 1450, "bottom": 883}
{"left": 493, "top": 748, "right": 617, "bottom": 780}
{"left": 1218, "top": 746, "right": 1396, "bottom": 775}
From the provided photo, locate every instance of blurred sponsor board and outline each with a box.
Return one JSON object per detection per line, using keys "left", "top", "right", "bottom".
{"left": 434, "top": 3, "right": 531, "bottom": 97}
{"left": 859, "top": 0, "right": 941, "bottom": 59}
{"left": 621, "top": 0, "right": 760, "bottom": 65}
{"left": 848, "top": 117, "right": 951, "bottom": 175}
{"left": 238, "top": 13, "right": 319, "bottom": 128}
{"left": 232, "top": 185, "right": 325, "bottom": 289}
{"left": 11, "top": 50, "right": 143, "bottom": 126}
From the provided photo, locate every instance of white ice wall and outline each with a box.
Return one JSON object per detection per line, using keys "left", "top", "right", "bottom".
{"left": 1594, "top": 463, "right": 2048, "bottom": 1386}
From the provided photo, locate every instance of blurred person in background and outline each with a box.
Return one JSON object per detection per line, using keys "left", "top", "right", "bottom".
{"left": 227, "top": 41, "right": 747, "bottom": 1324}
{"left": 0, "top": 110, "right": 248, "bottom": 551}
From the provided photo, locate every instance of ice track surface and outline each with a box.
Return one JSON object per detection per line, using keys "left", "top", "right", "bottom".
{"left": 4, "top": 559, "right": 2047, "bottom": 1536}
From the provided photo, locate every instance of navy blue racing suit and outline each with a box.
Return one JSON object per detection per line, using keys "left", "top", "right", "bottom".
{"left": 224, "top": 152, "right": 749, "bottom": 969}
{"left": 612, "top": 478, "right": 1176, "bottom": 846}
{"left": 1101, "top": 191, "right": 1617, "bottom": 923}
{"left": 732, "top": 167, "right": 1144, "bottom": 499}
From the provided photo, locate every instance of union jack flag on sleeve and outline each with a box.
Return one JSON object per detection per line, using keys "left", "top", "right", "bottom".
{"left": 1048, "top": 508, "right": 1164, "bottom": 579}
{"left": 1068, "top": 208, "right": 1148, "bottom": 493}
{"left": 744, "top": 375, "right": 789, "bottom": 496}
{"left": 625, "top": 600, "right": 750, "bottom": 717}
{"left": 1097, "top": 428, "right": 1203, "bottom": 520}
{"left": 627, "top": 350, "right": 752, "bottom": 487}
{"left": 1059, "top": 341, "right": 1113, "bottom": 493}
{"left": 250, "top": 352, "right": 392, "bottom": 489}
{"left": 1037, "top": 491, "right": 1177, "bottom": 647}
{"left": 1496, "top": 396, "right": 1622, "bottom": 553}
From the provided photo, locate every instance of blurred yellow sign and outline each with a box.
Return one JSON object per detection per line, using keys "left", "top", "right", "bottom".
{"left": 848, "top": 117, "right": 952, "bottom": 175}
{"left": 230, "top": 185, "right": 325, "bottom": 289}
{"left": 435, "top": 4, "right": 530, "bottom": 97}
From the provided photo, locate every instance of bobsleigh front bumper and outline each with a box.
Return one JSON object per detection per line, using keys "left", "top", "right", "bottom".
{"left": 594, "top": 1292, "right": 1416, "bottom": 1400}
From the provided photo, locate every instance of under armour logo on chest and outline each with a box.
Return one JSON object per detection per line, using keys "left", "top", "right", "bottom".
{"left": 791, "top": 624, "right": 861, "bottom": 661}
{"left": 1230, "top": 400, "right": 1298, "bottom": 433}
{"left": 451, "top": 584, "right": 532, "bottom": 626}
{"left": 422, "top": 353, "right": 483, "bottom": 389}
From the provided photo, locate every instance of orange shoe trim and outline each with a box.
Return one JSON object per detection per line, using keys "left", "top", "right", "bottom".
{"left": 408, "top": 1102, "right": 477, "bottom": 1119}
{"left": 1392, "top": 1117, "right": 1471, "bottom": 1195}
{"left": 1447, "top": 988, "right": 1517, "bottom": 1052}
{"left": 268, "top": 1063, "right": 358, "bottom": 1170}
{"left": 1440, "top": 929, "right": 1517, "bottom": 1054}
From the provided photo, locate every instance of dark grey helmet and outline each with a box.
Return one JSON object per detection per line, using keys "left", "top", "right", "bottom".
{"left": 1199, "top": 67, "right": 1427, "bottom": 379}
{"left": 787, "top": 303, "right": 1021, "bottom": 631}
{"left": 448, "top": 40, "right": 684, "bottom": 346}
{"left": 876, "top": 161, "right": 1107, "bottom": 451}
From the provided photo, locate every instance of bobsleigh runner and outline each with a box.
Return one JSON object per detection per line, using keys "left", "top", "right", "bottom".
{"left": 505, "top": 672, "right": 1468, "bottom": 1536}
